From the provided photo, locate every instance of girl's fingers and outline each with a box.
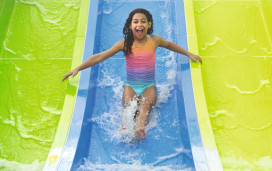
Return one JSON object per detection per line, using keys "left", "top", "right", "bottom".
{"left": 71, "top": 71, "right": 78, "bottom": 78}
{"left": 190, "top": 55, "right": 202, "bottom": 64}
{"left": 62, "top": 75, "right": 68, "bottom": 82}
{"left": 198, "top": 56, "right": 202, "bottom": 64}
{"left": 62, "top": 70, "right": 78, "bottom": 82}
{"left": 62, "top": 72, "right": 72, "bottom": 81}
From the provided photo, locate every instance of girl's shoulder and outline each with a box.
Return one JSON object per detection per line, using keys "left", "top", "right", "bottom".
{"left": 150, "top": 35, "right": 163, "bottom": 49}
{"left": 150, "top": 34, "right": 161, "bottom": 42}
{"left": 117, "top": 39, "right": 125, "bottom": 46}
{"left": 113, "top": 39, "right": 125, "bottom": 50}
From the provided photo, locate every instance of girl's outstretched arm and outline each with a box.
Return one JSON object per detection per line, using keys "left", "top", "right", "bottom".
{"left": 62, "top": 40, "right": 124, "bottom": 81}
{"left": 153, "top": 35, "right": 202, "bottom": 64}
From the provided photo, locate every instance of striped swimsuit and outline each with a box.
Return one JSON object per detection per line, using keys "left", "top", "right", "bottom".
{"left": 125, "top": 37, "right": 156, "bottom": 96}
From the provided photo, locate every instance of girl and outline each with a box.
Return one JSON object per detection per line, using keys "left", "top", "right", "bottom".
{"left": 62, "top": 8, "right": 202, "bottom": 140}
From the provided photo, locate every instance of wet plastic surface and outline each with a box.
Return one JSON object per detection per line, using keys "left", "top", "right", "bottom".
{"left": 0, "top": 0, "right": 81, "bottom": 170}
{"left": 59, "top": 0, "right": 202, "bottom": 170}
{"left": 75, "top": 1, "right": 194, "bottom": 169}
{"left": 193, "top": 0, "right": 272, "bottom": 170}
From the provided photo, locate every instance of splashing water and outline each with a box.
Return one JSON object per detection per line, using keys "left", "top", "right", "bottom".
{"left": 78, "top": 158, "right": 193, "bottom": 171}
{"left": 91, "top": 51, "right": 178, "bottom": 144}
{"left": 81, "top": 0, "right": 195, "bottom": 169}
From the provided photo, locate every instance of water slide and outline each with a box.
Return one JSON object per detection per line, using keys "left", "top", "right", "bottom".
{"left": 42, "top": 0, "right": 216, "bottom": 170}
{"left": 1, "top": 0, "right": 271, "bottom": 170}
{"left": 44, "top": 0, "right": 212, "bottom": 170}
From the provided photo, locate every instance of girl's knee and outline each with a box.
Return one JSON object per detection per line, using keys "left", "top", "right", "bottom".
{"left": 123, "top": 98, "right": 132, "bottom": 107}
{"left": 140, "top": 99, "right": 155, "bottom": 111}
{"left": 141, "top": 97, "right": 156, "bottom": 105}
{"left": 123, "top": 95, "right": 138, "bottom": 107}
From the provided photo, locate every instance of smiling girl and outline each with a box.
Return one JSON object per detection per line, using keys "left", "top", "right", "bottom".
{"left": 62, "top": 8, "right": 202, "bottom": 140}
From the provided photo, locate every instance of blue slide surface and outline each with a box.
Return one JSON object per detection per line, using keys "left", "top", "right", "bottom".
{"left": 57, "top": 0, "right": 207, "bottom": 170}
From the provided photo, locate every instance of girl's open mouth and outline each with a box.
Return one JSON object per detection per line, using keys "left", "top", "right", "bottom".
{"left": 136, "top": 29, "right": 144, "bottom": 37}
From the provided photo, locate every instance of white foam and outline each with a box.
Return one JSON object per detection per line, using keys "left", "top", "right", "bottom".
{"left": 156, "top": 63, "right": 177, "bottom": 106}
{"left": 115, "top": 99, "right": 138, "bottom": 142}
{"left": 64, "top": 1, "right": 80, "bottom": 10}
{"left": 78, "top": 158, "right": 193, "bottom": 171}
{"left": 97, "top": 0, "right": 113, "bottom": 15}
{"left": 225, "top": 79, "right": 270, "bottom": 94}
{"left": 18, "top": 0, "right": 47, "bottom": 14}
{"left": 1, "top": 113, "right": 16, "bottom": 127}
{"left": 94, "top": 61, "right": 177, "bottom": 143}
{"left": 103, "top": 0, "right": 113, "bottom": 15}
{"left": 0, "top": 158, "right": 44, "bottom": 171}
{"left": 200, "top": 36, "right": 257, "bottom": 54}
{"left": 41, "top": 103, "right": 62, "bottom": 115}
{"left": 3, "top": 30, "right": 17, "bottom": 55}
{"left": 150, "top": 148, "right": 191, "bottom": 166}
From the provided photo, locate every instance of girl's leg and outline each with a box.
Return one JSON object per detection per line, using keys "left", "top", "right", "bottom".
{"left": 135, "top": 85, "right": 157, "bottom": 139}
{"left": 121, "top": 85, "right": 137, "bottom": 129}
{"left": 122, "top": 85, "right": 137, "bottom": 107}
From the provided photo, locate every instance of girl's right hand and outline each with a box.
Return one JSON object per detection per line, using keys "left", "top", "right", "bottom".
{"left": 62, "top": 69, "right": 79, "bottom": 82}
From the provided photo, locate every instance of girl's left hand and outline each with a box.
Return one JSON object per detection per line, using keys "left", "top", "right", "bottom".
{"left": 188, "top": 54, "right": 202, "bottom": 64}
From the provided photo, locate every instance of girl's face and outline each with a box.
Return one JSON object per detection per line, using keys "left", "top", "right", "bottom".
{"left": 130, "top": 13, "right": 151, "bottom": 40}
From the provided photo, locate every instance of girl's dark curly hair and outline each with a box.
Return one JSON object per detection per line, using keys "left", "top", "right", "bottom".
{"left": 123, "top": 8, "right": 153, "bottom": 56}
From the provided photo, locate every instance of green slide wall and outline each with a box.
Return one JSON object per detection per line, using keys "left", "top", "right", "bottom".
{"left": 0, "top": 0, "right": 81, "bottom": 170}
{"left": 193, "top": 0, "right": 272, "bottom": 170}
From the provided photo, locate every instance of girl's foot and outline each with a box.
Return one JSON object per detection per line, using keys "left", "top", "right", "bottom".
{"left": 135, "top": 127, "right": 146, "bottom": 140}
